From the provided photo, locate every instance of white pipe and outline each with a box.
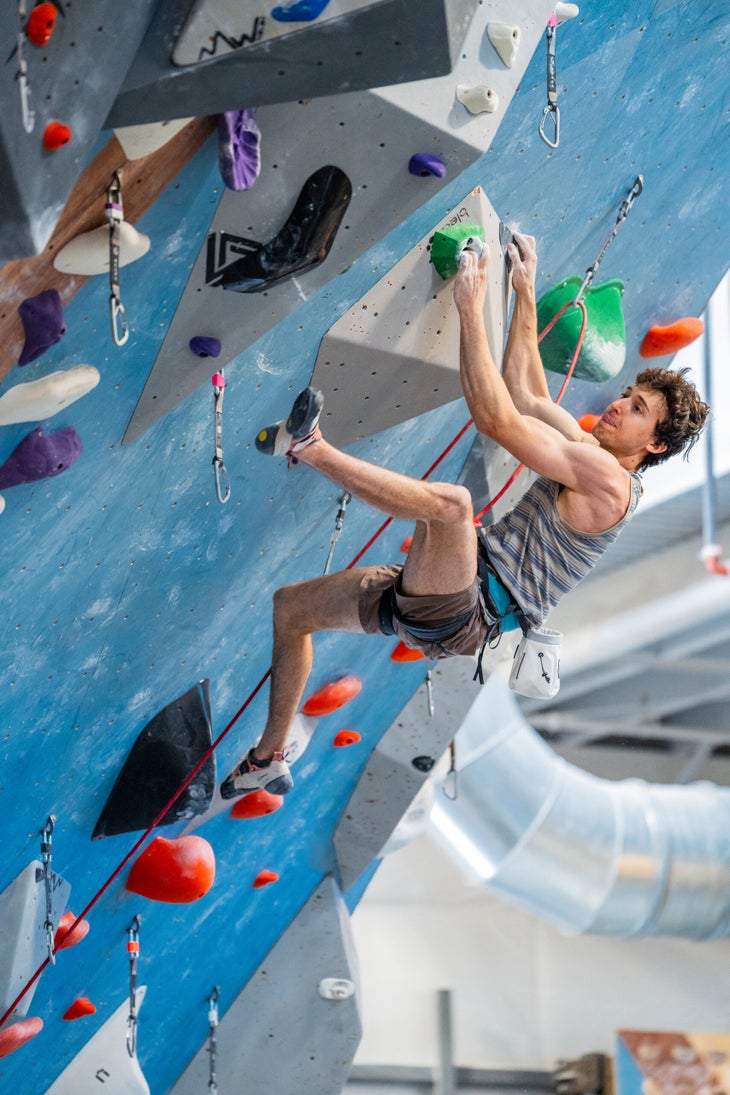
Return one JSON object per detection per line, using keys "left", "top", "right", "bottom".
{"left": 429, "top": 674, "right": 730, "bottom": 939}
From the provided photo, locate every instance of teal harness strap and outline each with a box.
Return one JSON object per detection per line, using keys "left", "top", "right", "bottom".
{"left": 484, "top": 569, "right": 522, "bottom": 633}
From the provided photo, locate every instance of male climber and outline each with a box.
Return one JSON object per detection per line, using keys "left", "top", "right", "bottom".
{"left": 221, "top": 232, "right": 709, "bottom": 798}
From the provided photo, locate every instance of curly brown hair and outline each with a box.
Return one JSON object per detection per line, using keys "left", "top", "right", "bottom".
{"left": 632, "top": 366, "right": 709, "bottom": 471}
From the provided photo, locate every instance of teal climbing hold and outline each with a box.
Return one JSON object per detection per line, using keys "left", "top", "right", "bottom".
{"left": 537, "top": 276, "right": 626, "bottom": 382}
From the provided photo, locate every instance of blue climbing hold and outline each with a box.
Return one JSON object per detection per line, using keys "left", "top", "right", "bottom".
{"left": 190, "top": 336, "right": 222, "bottom": 358}
{"left": 0, "top": 426, "right": 82, "bottom": 488}
{"left": 271, "top": 0, "right": 330, "bottom": 21}
{"left": 408, "top": 153, "right": 446, "bottom": 178}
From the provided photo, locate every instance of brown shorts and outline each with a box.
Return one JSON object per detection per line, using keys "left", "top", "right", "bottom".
{"left": 357, "top": 564, "right": 492, "bottom": 660}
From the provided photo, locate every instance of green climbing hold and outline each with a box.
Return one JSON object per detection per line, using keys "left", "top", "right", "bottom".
{"left": 537, "top": 276, "right": 626, "bottom": 383}
{"left": 430, "top": 223, "right": 485, "bottom": 280}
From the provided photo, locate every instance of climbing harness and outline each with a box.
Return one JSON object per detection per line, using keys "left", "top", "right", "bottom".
{"left": 126, "top": 915, "right": 141, "bottom": 1058}
{"left": 39, "top": 815, "right": 56, "bottom": 964}
{"left": 538, "top": 13, "right": 559, "bottom": 148}
{"left": 323, "top": 491, "right": 351, "bottom": 574}
{"left": 442, "top": 741, "right": 458, "bottom": 801}
{"left": 15, "top": 0, "right": 35, "bottom": 132}
{"left": 211, "top": 372, "right": 231, "bottom": 503}
{"left": 106, "top": 172, "right": 130, "bottom": 347}
{"left": 207, "top": 987, "right": 220, "bottom": 1095}
{"left": 574, "top": 175, "right": 644, "bottom": 303}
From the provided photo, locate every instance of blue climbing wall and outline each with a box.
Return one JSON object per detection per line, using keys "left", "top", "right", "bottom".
{"left": 0, "top": 1, "right": 728, "bottom": 1091}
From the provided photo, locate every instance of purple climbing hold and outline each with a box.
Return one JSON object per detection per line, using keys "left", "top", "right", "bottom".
{"left": 271, "top": 0, "right": 330, "bottom": 21}
{"left": 190, "top": 336, "right": 222, "bottom": 358}
{"left": 217, "top": 109, "right": 261, "bottom": 192}
{"left": 17, "top": 289, "right": 66, "bottom": 366}
{"left": 0, "top": 426, "right": 82, "bottom": 488}
{"left": 408, "top": 153, "right": 447, "bottom": 179}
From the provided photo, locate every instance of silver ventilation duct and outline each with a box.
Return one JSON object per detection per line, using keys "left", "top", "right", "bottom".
{"left": 429, "top": 674, "right": 730, "bottom": 939}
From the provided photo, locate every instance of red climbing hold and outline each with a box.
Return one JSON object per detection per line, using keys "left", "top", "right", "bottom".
{"left": 230, "top": 789, "right": 283, "bottom": 819}
{"left": 578, "top": 413, "right": 601, "bottom": 434}
{"left": 54, "top": 910, "right": 91, "bottom": 950}
{"left": 400, "top": 536, "right": 412, "bottom": 553}
{"left": 43, "top": 121, "right": 72, "bottom": 150}
{"left": 333, "top": 730, "right": 361, "bottom": 747}
{"left": 26, "top": 3, "right": 57, "bottom": 46}
{"left": 640, "top": 318, "right": 704, "bottom": 358}
{"left": 302, "top": 674, "right": 362, "bottom": 716}
{"left": 391, "top": 641, "right": 425, "bottom": 663}
{"left": 63, "top": 997, "right": 97, "bottom": 1021}
{"left": 126, "top": 835, "right": 215, "bottom": 903}
{"left": 253, "top": 870, "right": 279, "bottom": 888}
{"left": 0, "top": 1017, "right": 43, "bottom": 1058}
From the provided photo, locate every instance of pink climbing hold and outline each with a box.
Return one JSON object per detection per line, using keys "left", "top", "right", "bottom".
{"left": 54, "top": 910, "right": 90, "bottom": 950}
{"left": 126, "top": 835, "right": 216, "bottom": 903}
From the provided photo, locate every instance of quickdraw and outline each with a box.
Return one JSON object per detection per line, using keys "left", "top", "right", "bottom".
{"left": 574, "top": 175, "right": 644, "bottom": 303}
{"left": 538, "top": 13, "right": 559, "bottom": 148}
{"left": 106, "top": 172, "right": 130, "bottom": 347}
{"left": 442, "top": 741, "right": 458, "bottom": 801}
{"left": 39, "top": 815, "right": 56, "bottom": 964}
{"left": 16, "top": 0, "right": 35, "bottom": 132}
{"left": 323, "top": 491, "right": 351, "bottom": 574}
{"left": 425, "top": 662, "right": 435, "bottom": 718}
{"left": 126, "top": 915, "right": 141, "bottom": 1058}
{"left": 212, "top": 372, "right": 231, "bottom": 503}
{"left": 207, "top": 986, "right": 220, "bottom": 1095}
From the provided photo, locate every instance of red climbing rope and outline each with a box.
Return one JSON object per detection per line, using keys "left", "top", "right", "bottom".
{"left": 0, "top": 298, "right": 588, "bottom": 1029}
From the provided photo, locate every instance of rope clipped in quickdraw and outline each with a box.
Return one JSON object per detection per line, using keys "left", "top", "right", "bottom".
{"left": 16, "top": 0, "right": 35, "bottom": 132}
{"left": 538, "top": 13, "right": 559, "bottom": 148}
{"left": 126, "top": 915, "right": 141, "bottom": 1058}
{"left": 207, "top": 986, "right": 220, "bottom": 1095}
{"left": 323, "top": 491, "right": 351, "bottom": 575}
{"left": 106, "top": 172, "right": 130, "bottom": 347}
{"left": 39, "top": 815, "right": 56, "bottom": 964}
{"left": 573, "top": 175, "right": 644, "bottom": 304}
{"left": 212, "top": 372, "right": 231, "bottom": 503}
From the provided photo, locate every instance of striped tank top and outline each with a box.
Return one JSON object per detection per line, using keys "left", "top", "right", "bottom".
{"left": 479, "top": 472, "right": 642, "bottom": 629}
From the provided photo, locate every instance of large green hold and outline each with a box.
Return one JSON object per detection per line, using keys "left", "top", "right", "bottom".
{"left": 430, "top": 223, "right": 485, "bottom": 279}
{"left": 537, "top": 276, "right": 626, "bottom": 383}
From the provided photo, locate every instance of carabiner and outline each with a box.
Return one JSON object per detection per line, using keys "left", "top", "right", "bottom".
{"left": 539, "top": 103, "right": 560, "bottom": 149}
{"left": 126, "top": 915, "right": 141, "bottom": 1058}
{"left": 40, "top": 815, "right": 56, "bottom": 963}
{"left": 213, "top": 457, "right": 230, "bottom": 504}
{"left": 17, "top": 38, "right": 34, "bottom": 133}
{"left": 212, "top": 373, "right": 231, "bottom": 503}
{"left": 110, "top": 294, "right": 129, "bottom": 346}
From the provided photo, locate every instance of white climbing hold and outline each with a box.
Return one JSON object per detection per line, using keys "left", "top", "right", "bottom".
{"left": 53, "top": 221, "right": 151, "bottom": 276}
{"left": 318, "top": 977, "right": 355, "bottom": 1001}
{"left": 0, "top": 494, "right": 5, "bottom": 515}
{"left": 0, "top": 365, "right": 100, "bottom": 426}
{"left": 456, "top": 84, "right": 499, "bottom": 115}
{"left": 555, "top": 2, "right": 579, "bottom": 24}
{"left": 487, "top": 23, "right": 521, "bottom": 68}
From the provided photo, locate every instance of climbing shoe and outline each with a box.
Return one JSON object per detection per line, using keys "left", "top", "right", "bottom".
{"left": 255, "top": 386, "right": 323, "bottom": 462}
{"left": 220, "top": 748, "right": 293, "bottom": 799}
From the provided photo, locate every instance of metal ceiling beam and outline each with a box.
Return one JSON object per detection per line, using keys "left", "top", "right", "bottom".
{"left": 530, "top": 713, "right": 730, "bottom": 748}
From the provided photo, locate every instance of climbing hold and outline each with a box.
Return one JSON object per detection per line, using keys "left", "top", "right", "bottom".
{"left": 537, "top": 277, "right": 626, "bottom": 381}
{"left": 640, "top": 317, "right": 704, "bottom": 358}
{"left": 54, "top": 911, "right": 90, "bottom": 950}
{"left": 126, "top": 835, "right": 216, "bottom": 903}
{"left": 0, "top": 1017, "right": 43, "bottom": 1058}
{"left": 26, "top": 2, "right": 57, "bottom": 46}
{"left": 390, "top": 641, "right": 425, "bottom": 663}
{"left": 0, "top": 365, "right": 100, "bottom": 426}
{"left": 93, "top": 680, "right": 215, "bottom": 839}
{"left": 271, "top": 0, "right": 331, "bottom": 21}
{"left": 0, "top": 426, "right": 82, "bottom": 489}
{"left": 253, "top": 870, "right": 279, "bottom": 888}
{"left": 17, "top": 288, "right": 65, "bottom": 366}
{"left": 63, "top": 998, "right": 96, "bottom": 1021}
{"left": 408, "top": 153, "right": 446, "bottom": 178}
{"left": 53, "top": 221, "right": 150, "bottom": 275}
{"left": 487, "top": 23, "right": 521, "bottom": 67}
{"left": 555, "top": 2, "right": 580, "bottom": 24}
{"left": 333, "top": 730, "right": 361, "bottom": 747}
{"left": 217, "top": 109, "right": 261, "bottom": 191}
{"left": 190, "top": 336, "right": 222, "bottom": 358}
{"left": 230, "top": 789, "right": 284, "bottom": 819}
{"left": 578, "top": 413, "right": 601, "bottom": 434}
{"left": 302, "top": 674, "right": 362, "bottom": 716}
{"left": 400, "top": 536, "right": 412, "bottom": 553}
{"left": 456, "top": 84, "right": 499, "bottom": 115}
{"left": 430, "top": 224, "right": 486, "bottom": 280}
{"left": 208, "top": 165, "right": 352, "bottom": 294}
{"left": 43, "top": 121, "right": 72, "bottom": 150}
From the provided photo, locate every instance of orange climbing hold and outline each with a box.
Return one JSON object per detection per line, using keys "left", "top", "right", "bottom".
{"left": 390, "top": 641, "right": 425, "bottom": 662}
{"left": 126, "top": 835, "right": 215, "bottom": 903}
{"left": 0, "top": 1017, "right": 43, "bottom": 1058}
{"left": 333, "top": 730, "right": 361, "bottom": 747}
{"left": 43, "top": 121, "right": 72, "bottom": 150}
{"left": 578, "top": 413, "right": 601, "bottom": 434}
{"left": 26, "top": 3, "right": 57, "bottom": 46}
{"left": 54, "top": 910, "right": 90, "bottom": 950}
{"left": 253, "top": 870, "right": 279, "bottom": 888}
{"left": 230, "top": 789, "right": 283, "bottom": 819}
{"left": 63, "top": 997, "right": 97, "bottom": 1021}
{"left": 640, "top": 317, "right": 704, "bottom": 357}
{"left": 302, "top": 674, "right": 362, "bottom": 716}
{"left": 400, "top": 536, "right": 412, "bottom": 553}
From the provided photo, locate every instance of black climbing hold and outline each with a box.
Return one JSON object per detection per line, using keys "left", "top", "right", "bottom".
{"left": 205, "top": 165, "right": 352, "bottom": 294}
{"left": 92, "top": 680, "right": 216, "bottom": 840}
{"left": 412, "top": 755, "right": 435, "bottom": 773}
